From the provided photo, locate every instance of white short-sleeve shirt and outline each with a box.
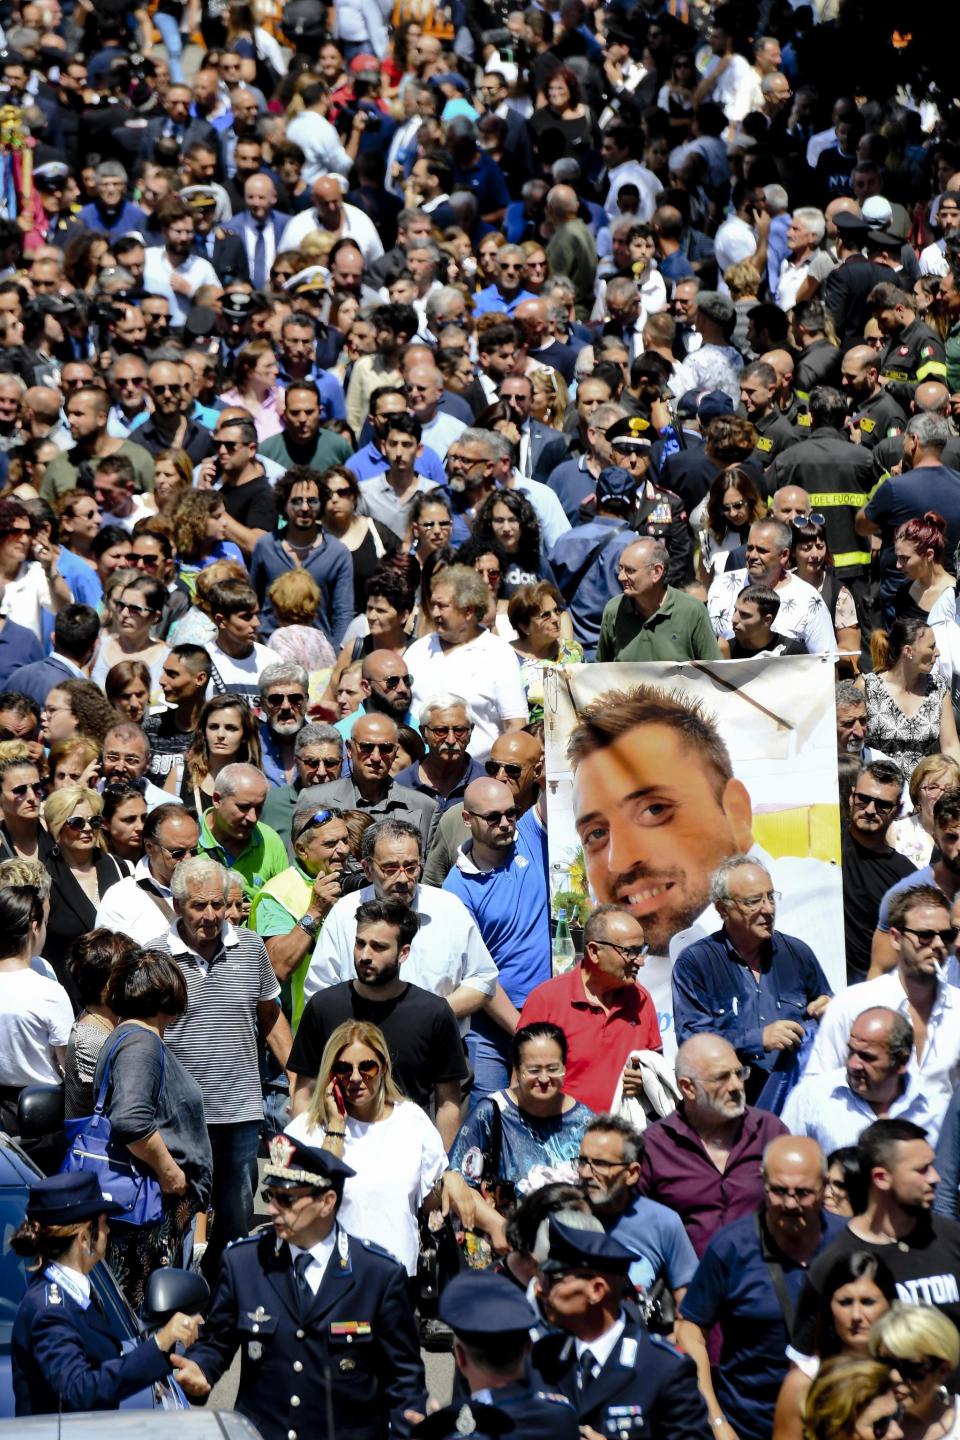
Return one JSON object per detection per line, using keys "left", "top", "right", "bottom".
{"left": 405, "top": 628, "right": 528, "bottom": 759}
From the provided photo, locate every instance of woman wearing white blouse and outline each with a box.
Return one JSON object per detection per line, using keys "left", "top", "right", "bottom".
{"left": 285, "top": 1019, "right": 447, "bottom": 1276}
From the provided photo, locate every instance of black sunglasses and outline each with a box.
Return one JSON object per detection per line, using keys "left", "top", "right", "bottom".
{"left": 902, "top": 925, "right": 958, "bottom": 947}
{"left": 852, "top": 791, "right": 898, "bottom": 817}
{"left": 381, "top": 674, "right": 413, "bottom": 691}
{"left": 485, "top": 759, "right": 522, "bottom": 779}
{"left": 871, "top": 1408, "right": 905, "bottom": 1440}
{"left": 64, "top": 814, "right": 104, "bottom": 832}
{"left": 9, "top": 780, "right": 44, "bottom": 798}
{"left": 265, "top": 692, "right": 306, "bottom": 707}
{"left": 473, "top": 807, "right": 518, "bottom": 825}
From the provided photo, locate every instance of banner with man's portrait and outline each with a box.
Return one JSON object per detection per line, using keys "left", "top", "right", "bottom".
{"left": 543, "top": 655, "right": 844, "bottom": 1052}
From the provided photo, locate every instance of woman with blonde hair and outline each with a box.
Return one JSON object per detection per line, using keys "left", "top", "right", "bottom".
{"left": 285, "top": 1018, "right": 447, "bottom": 1276}
{"left": 42, "top": 786, "right": 128, "bottom": 997}
{"left": 530, "top": 367, "right": 569, "bottom": 429}
{"left": 220, "top": 338, "right": 285, "bottom": 441}
{"left": 871, "top": 1303, "right": 960, "bottom": 1440}
{"left": 149, "top": 448, "right": 194, "bottom": 514}
{"left": 266, "top": 568, "right": 338, "bottom": 675}
{"left": 891, "top": 754, "right": 960, "bottom": 868}
{"left": 803, "top": 1356, "right": 904, "bottom": 1440}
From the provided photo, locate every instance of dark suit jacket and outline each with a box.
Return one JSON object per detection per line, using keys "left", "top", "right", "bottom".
{"left": 7, "top": 653, "right": 80, "bottom": 707}
{"left": 530, "top": 340, "right": 578, "bottom": 383}
{"left": 196, "top": 231, "right": 250, "bottom": 284}
{"left": 42, "top": 850, "right": 128, "bottom": 999}
{"left": 529, "top": 418, "right": 570, "bottom": 483}
{"left": 139, "top": 114, "right": 219, "bottom": 161}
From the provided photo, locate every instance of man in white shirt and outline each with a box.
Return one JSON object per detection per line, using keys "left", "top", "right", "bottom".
{"left": 304, "top": 817, "right": 499, "bottom": 1031}
{"left": 805, "top": 883, "right": 960, "bottom": 1121}
{"left": 708, "top": 518, "right": 836, "bottom": 653}
{"left": 782, "top": 1006, "right": 939, "bottom": 1149}
{"left": 143, "top": 198, "right": 219, "bottom": 328}
{"left": 285, "top": 81, "right": 353, "bottom": 182}
{"left": 206, "top": 578, "right": 276, "bottom": 700}
{"left": 601, "top": 125, "right": 662, "bottom": 224}
{"left": 279, "top": 175, "right": 384, "bottom": 264}
{"left": 693, "top": 21, "right": 757, "bottom": 125}
{"left": 920, "top": 193, "right": 960, "bottom": 277}
{"left": 95, "top": 803, "right": 200, "bottom": 935}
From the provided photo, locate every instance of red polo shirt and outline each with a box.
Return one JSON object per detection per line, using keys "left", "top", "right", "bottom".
{"left": 518, "top": 965, "right": 662, "bottom": 1113}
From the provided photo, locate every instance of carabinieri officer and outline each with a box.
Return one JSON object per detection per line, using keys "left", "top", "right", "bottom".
{"left": 11, "top": 1172, "right": 204, "bottom": 1415}
{"left": 531, "top": 1218, "right": 710, "bottom": 1440}
{"left": 177, "top": 1133, "right": 426, "bottom": 1440}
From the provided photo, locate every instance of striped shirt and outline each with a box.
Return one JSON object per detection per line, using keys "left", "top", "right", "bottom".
{"left": 149, "top": 921, "right": 280, "bottom": 1124}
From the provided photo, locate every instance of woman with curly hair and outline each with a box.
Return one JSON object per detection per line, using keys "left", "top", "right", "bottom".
{"left": 171, "top": 490, "right": 244, "bottom": 598}
{"left": 41, "top": 680, "right": 119, "bottom": 749}
{"left": 324, "top": 563, "right": 417, "bottom": 699}
{"left": 693, "top": 465, "right": 767, "bottom": 582}
{"left": 473, "top": 489, "right": 554, "bottom": 595}
{"left": 181, "top": 694, "right": 263, "bottom": 814}
{"left": 454, "top": 534, "right": 510, "bottom": 631}
{"left": 62, "top": 230, "right": 110, "bottom": 293}
{"left": 801, "top": 1356, "right": 903, "bottom": 1440}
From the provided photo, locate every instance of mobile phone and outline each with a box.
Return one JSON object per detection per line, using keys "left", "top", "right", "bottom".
{"left": 332, "top": 1079, "right": 347, "bottom": 1116}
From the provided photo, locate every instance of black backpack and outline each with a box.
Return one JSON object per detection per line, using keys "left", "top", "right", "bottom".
{"left": 281, "top": 0, "right": 328, "bottom": 45}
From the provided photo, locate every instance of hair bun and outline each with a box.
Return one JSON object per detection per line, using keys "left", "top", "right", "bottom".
{"left": 924, "top": 511, "right": 947, "bottom": 532}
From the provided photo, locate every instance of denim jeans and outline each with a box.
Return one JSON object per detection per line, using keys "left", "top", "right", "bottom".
{"left": 465, "top": 1018, "right": 513, "bottom": 1112}
{"left": 152, "top": 11, "right": 185, "bottom": 83}
{"left": 204, "top": 1119, "right": 261, "bottom": 1281}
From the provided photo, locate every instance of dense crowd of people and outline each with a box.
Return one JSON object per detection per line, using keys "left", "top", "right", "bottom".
{"left": 2, "top": 0, "right": 960, "bottom": 1435}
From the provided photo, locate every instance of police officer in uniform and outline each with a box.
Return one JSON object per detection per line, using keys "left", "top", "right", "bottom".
{"left": 11, "top": 1172, "right": 204, "bottom": 1415}
{"left": 437, "top": 1270, "right": 580, "bottom": 1440}
{"left": 531, "top": 1219, "right": 709, "bottom": 1440}
{"left": 869, "top": 278, "right": 948, "bottom": 410}
{"left": 605, "top": 416, "right": 693, "bottom": 586}
{"left": 178, "top": 1134, "right": 426, "bottom": 1440}
{"left": 840, "top": 344, "right": 907, "bottom": 450}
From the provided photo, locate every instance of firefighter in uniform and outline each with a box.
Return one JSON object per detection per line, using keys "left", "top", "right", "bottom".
{"left": 178, "top": 1135, "right": 426, "bottom": 1440}
{"left": 840, "top": 344, "right": 908, "bottom": 450}
{"left": 792, "top": 301, "right": 843, "bottom": 402}
{"left": 434, "top": 1270, "right": 580, "bottom": 1440}
{"left": 870, "top": 278, "right": 948, "bottom": 410}
{"left": 605, "top": 416, "right": 693, "bottom": 586}
{"left": 740, "top": 361, "right": 801, "bottom": 470}
{"left": 531, "top": 1219, "right": 710, "bottom": 1440}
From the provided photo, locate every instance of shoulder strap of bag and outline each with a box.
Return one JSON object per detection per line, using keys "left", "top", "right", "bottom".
{"left": 93, "top": 1028, "right": 166, "bottom": 1117}
{"left": 754, "top": 1212, "right": 796, "bottom": 1332}
{"left": 136, "top": 877, "right": 177, "bottom": 926}
{"left": 557, "top": 531, "right": 619, "bottom": 605}
{"left": 481, "top": 1092, "right": 506, "bottom": 1181}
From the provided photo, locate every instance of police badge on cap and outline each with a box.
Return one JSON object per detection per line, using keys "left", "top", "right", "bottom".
{"left": 263, "top": 1133, "right": 355, "bottom": 1188}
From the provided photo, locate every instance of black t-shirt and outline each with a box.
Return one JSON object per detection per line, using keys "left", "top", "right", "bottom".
{"left": 840, "top": 831, "right": 916, "bottom": 983}
{"left": 288, "top": 981, "right": 468, "bottom": 1109}
{"left": 221, "top": 475, "right": 278, "bottom": 533}
{"left": 794, "top": 1216, "right": 960, "bottom": 1355}
{"left": 144, "top": 708, "right": 194, "bottom": 784}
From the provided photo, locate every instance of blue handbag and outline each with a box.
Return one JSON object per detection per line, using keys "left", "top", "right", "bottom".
{"left": 60, "top": 1030, "right": 166, "bottom": 1228}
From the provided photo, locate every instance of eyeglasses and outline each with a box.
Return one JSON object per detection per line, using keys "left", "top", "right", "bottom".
{"left": 729, "top": 890, "right": 781, "bottom": 911}
{"left": 133, "top": 553, "right": 162, "bottom": 569}
{"left": 538, "top": 1266, "right": 592, "bottom": 1290}
{"left": 152, "top": 382, "right": 183, "bottom": 395}
{"left": 265, "top": 692, "right": 306, "bottom": 707}
{"left": 214, "top": 438, "right": 244, "bottom": 451}
{"left": 63, "top": 814, "right": 104, "bottom": 832}
{"left": 485, "top": 759, "right": 522, "bottom": 779}
{"left": 260, "top": 1187, "right": 324, "bottom": 1210}
{"left": 824, "top": 1177, "right": 848, "bottom": 1195}
{"left": 116, "top": 376, "right": 146, "bottom": 388}
{"left": 354, "top": 741, "right": 397, "bottom": 757}
{"left": 325, "top": 486, "right": 354, "bottom": 500}
{"left": 381, "top": 674, "right": 413, "bottom": 691}
{"left": 852, "top": 791, "right": 898, "bottom": 817}
{"left": 116, "top": 599, "right": 157, "bottom": 618}
{"left": 377, "top": 859, "right": 421, "bottom": 877}
{"left": 289, "top": 496, "right": 322, "bottom": 510}
{"left": 157, "top": 842, "right": 198, "bottom": 861}
{"left": 877, "top": 1353, "right": 939, "bottom": 1383}
{"left": 576, "top": 1154, "right": 629, "bottom": 1174}
{"left": 721, "top": 500, "right": 749, "bottom": 514}
{"left": 593, "top": 938, "right": 650, "bottom": 961}
{"left": 297, "top": 808, "right": 335, "bottom": 836}
{"left": 473, "top": 807, "right": 518, "bottom": 825}
{"left": 870, "top": 1408, "right": 905, "bottom": 1440}
{"left": 418, "top": 518, "right": 452, "bottom": 530}
{"left": 9, "top": 781, "right": 44, "bottom": 798}
{"left": 520, "top": 1065, "right": 565, "bottom": 1078}
{"left": 902, "top": 925, "right": 958, "bottom": 947}
{"left": 428, "top": 723, "right": 471, "bottom": 739}
{"left": 5, "top": 525, "right": 32, "bottom": 538}
{"left": 331, "top": 1059, "right": 380, "bottom": 1079}
{"left": 765, "top": 1184, "right": 819, "bottom": 1202}
{"left": 790, "top": 512, "right": 826, "bottom": 529}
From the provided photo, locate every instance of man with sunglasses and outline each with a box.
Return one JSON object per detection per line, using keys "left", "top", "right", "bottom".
{"left": 131, "top": 359, "right": 214, "bottom": 464}
{"left": 520, "top": 903, "right": 659, "bottom": 1114}
{"left": 179, "top": 1132, "right": 425, "bottom": 1440}
{"left": 872, "top": 791, "right": 960, "bottom": 976}
{"left": 257, "top": 662, "right": 310, "bottom": 788}
{"left": 424, "top": 729, "right": 544, "bottom": 886}
{"left": 839, "top": 759, "right": 917, "bottom": 983}
{"left": 201, "top": 412, "right": 277, "bottom": 562}
{"left": 806, "top": 886, "right": 960, "bottom": 1124}
{"left": 262, "top": 722, "right": 346, "bottom": 861}
{"left": 304, "top": 712, "right": 437, "bottom": 851}
{"left": 393, "top": 694, "right": 484, "bottom": 813}
{"left": 672, "top": 856, "right": 831, "bottom": 1105}
{"left": 94, "top": 801, "right": 200, "bottom": 936}
{"left": 106, "top": 354, "right": 150, "bottom": 440}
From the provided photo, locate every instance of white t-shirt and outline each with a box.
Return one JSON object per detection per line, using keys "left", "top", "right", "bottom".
{"left": 0, "top": 561, "right": 52, "bottom": 641}
{"left": 405, "top": 628, "right": 528, "bottom": 759}
{"left": 0, "top": 967, "right": 74, "bottom": 1085}
{"left": 206, "top": 639, "right": 276, "bottom": 702}
{"left": 286, "top": 1100, "right": 447, "bottom": 1274}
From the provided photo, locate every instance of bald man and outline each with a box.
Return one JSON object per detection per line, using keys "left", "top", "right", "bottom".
{"left": 638, "top": 1034, "right": 788, "bottom": 1256}
{"left": 278, "top": 173, "right": 384, "bottom": 263}
{"left": 677, "top": 1134, "right": 838, "bottom": 1440}
{"left": 423, "top": 730, "right": 544, "bottom": 885}
{"left": 841, "top": 343, "right": 908, "bottom": 447}
{"left": 545, "top": 183, "right": 597, "bottom": 322}
{"left": 444, "top": 775, "right": 551, "bottom": 1100}
{"left": 514, "top": 297, "right": 579, "bottom": 381}
{"left": 864, "top": 379, "right": 960, "bottom": 479}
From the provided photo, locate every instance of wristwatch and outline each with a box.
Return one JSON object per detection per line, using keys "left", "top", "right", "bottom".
{"left": 297, "top": 914, "right": 320, "bottom": 937}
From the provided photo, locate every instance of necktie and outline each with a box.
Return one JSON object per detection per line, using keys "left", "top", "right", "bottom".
{"left": 577, "top": 1348, "right": 597, "bottom": 1391}
{"left": 293, "top": 1252, "right": 313, "bottom": 1293}
{"left": 253, "top": 223, "right": 267, "bottom": 291}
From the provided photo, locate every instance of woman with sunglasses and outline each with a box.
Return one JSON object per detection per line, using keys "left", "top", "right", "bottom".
{"left": 410, "top": 491, "right": 454, "bottom": 566}
{"left": 181, "top": 695, "right": 263, "bottom": 816}
{"left": 774, "top": 1252, "right": 897, "bottom": 1440}
{"left": 802, "top": 1355, "right": 904, "bottom": 1440}
{"left": 101, "top": 782, "right": 147, "bottom": 866}
{"left": 285, "top": 1020, "right": 447, "bottom": 1279}
{"left": 695, "top": 467, "right": 766, "bottom": 583}
{"left": 893, "top": 514, "right": 955, "bottom": 623}
{"left": 250, "top": 467, "right": 354, "bottom": 649}
{"left": 448, "top": 1023, "right": 593, "bottom": 1233}
{"left": 454, "top": 535, "right": 511, "bottom": 633}
{"left": 508, "top": 582, "right": 583, "bottom": 726}
{"left": 791, "top": 515, "right": 862, "bottom": 664}
{"left": 41, "top": 786, "right": 128, "bottom": 999}
{"left": 520, "top": 243, "right": 550, "bottom": 296}
{"left": 320, "top": 465, "right": 400, "bottom": 614}
{"left": 0, "top": 496, "right": 71, "bottom": 642}
{"left": 871, "top": 1304, "right": 960, "bottom": 1440}
{"left": 0, "top": 750, "right": 53, "bottom": 863}
{"left": 91, "top": 575, "right": 169, "bottom": 707}
{"left": 864, "top": 617, "right": 960, "bottom": 778}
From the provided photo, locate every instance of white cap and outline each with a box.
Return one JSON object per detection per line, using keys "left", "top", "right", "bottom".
{"left": 861, "top": 196, "right": 894, "bottom": 229}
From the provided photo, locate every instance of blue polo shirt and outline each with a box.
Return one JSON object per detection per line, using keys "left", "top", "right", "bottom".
{"left": 680, "top": 1210, "right": 845, "bottom": 1440}
{"left": 393, "top": 755, "right": 486, "bottom": 813}
{"left": 672, "top": 927, "right": 831, "bottom": 1073}
{"left": 605, "top": 1191, "right": 700, "bottom": 1295}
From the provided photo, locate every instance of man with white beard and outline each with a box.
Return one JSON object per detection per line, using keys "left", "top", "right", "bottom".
{"left": 258, "top": 662, "right": 310, "bottom": 787}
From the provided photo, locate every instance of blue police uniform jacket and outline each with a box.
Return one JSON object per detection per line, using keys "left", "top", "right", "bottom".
{"left": 531, "top": 1313, "right": 710, "bottom": 1440}
{"left": 476, "top": 1378, "right": 580, "bottom": 1440}
{"left": 186, "top": 1224, "right": 426, "bottom": 1440}
{"left": 12, "top": 1270, "right": 171, "bottom": 1415}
